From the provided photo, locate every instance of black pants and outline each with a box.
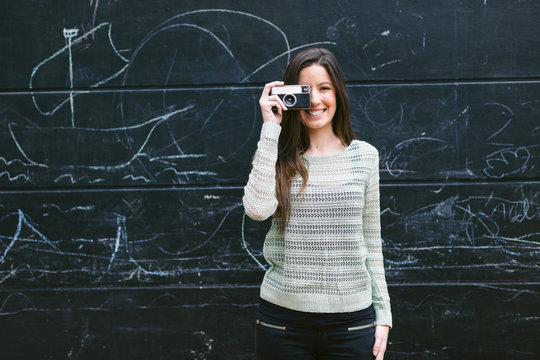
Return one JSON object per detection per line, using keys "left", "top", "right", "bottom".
{"left": 255, "top": 299, "right": 375, "bottom": 360}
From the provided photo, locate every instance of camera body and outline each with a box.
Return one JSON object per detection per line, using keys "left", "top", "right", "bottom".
{"left": 270, "top": 85, "right": 311, "bottom": 109}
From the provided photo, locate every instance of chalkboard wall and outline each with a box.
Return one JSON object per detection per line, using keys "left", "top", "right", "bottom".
{"left": 0, "top": 1, "right": 538, "bottom": 359}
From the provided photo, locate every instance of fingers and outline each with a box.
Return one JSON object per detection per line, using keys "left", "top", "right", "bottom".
{"left": 259, "top": 81, "right": 287, "bottom": 124}
{"left": 261, "top": 81, "right": 287, "bottom": 110}
{"left": 266, "top": 95, "right": 287, "bottom": 112}
{"left": 262, "top": 81, "right": 285, "bottom": 95}
{"left": 373, "top": 325, "right": 389, "bottom": 360}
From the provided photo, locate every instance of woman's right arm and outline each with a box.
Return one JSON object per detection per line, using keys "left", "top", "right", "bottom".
{"left": 242, "top": 82, "right": 287, "bottom": 221}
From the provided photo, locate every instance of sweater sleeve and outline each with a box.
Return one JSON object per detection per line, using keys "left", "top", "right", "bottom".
{"left": 363, "top": 149, "right": 393, "bottom": 328}
{"left": 243, "top": 121, "right": 281, "bottom": 221}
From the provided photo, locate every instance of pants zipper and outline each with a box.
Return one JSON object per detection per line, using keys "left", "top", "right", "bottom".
{"left": 257, "top": 319, "right": 286, "bottom": 331}
{"left": 348, "top": 322, "right": 376, "bottom": 331}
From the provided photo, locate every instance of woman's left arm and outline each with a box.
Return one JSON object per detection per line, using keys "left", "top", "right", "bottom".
{"left": 362, "top": 147, "right": 392, "bottom": 358}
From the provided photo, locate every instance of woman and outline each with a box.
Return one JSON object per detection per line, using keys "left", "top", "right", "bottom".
{"left": 243, "top": 48, "right": 392, "bottom": 360}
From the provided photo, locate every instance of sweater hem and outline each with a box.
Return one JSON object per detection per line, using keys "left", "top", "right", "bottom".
{"left": 260, "top": 283, "right": 374, "bottom": 314}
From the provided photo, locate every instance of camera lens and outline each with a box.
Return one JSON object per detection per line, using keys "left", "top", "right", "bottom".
{"left": 283, "top": 94, "right": 297, "bottom": 107}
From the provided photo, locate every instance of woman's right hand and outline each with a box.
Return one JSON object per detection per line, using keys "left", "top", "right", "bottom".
{"left": 259, "top": 81, "right": 288, "bottom": 125}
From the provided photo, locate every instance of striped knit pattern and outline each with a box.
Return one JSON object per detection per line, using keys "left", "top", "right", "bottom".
{"left": 243, "top": 121, "right": 392, "bottom": 327}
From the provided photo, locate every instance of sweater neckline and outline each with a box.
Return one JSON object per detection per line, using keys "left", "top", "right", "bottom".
{"left": 301, "top": 140, "right": 357, "bottom": 161}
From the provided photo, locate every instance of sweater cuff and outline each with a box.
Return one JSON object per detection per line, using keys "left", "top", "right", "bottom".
{"left": 260, "top": 121, "right": 281, "bottom": 141}
{"left": 374, "top": 308, "right": 393, "bottom": 329}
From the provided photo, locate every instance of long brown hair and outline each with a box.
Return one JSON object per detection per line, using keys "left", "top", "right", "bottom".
{"left": 275, "top": 48, "right": 356, "bottom": 231}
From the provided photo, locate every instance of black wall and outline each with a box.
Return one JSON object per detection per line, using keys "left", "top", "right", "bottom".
{"left": 0, "top": 1, "right": 539, "bottom": 359}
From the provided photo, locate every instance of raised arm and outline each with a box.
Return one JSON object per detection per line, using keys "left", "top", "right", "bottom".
{"left": 243, "top": 82, "right": 287, "bottom": 221}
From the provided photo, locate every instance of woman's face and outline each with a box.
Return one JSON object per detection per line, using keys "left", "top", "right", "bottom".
{"left": 297, "top": 64, "right": 337, "bottom": 132}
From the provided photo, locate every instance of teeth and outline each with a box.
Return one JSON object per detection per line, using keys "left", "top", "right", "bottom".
{"left": 308, "top": 109, "right": 324, "bottom": 116}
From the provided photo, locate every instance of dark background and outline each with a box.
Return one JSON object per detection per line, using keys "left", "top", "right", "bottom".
{"left": 0, "top": 1, "right": 538, "bottom": 359}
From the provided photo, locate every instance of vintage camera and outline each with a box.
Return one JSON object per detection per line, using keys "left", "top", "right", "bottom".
{"left": 270, "top": 85, "right": 311, "bottom": 109}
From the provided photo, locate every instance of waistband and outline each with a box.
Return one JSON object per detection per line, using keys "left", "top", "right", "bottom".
{"left": 257, "top": 298, "right": 374, "bottom": 329}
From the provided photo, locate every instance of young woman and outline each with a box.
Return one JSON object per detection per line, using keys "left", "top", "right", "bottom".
{"left": 243, "top": 48, "right": 392, "bottom": 360}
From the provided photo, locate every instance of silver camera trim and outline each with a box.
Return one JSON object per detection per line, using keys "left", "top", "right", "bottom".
{"left": 269, "top": 85, "right": 306, "bottom": 95}
{"left": 283, "top": 93, "right": 297, "bottom": 107}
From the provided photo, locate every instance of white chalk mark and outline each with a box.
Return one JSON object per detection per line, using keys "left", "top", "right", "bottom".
{"left": 385, "top": 137, "right": 447, "bottom": 177}
{"left": 483, "top": 147, "right": 530, "bottom": 178}
{"left": 31, "top": 62, "right": 130, "bottom": 120}
{"left": 241, "top": 42, "right": 337, "bottom": 82}
{"left": 430, "top": 185, "right": 445, "bottom": 194}
{"left": 157, "top": 8, "right": 291, "bottom": 62}
{"left": 30, "top": 23, "right": 129, "bottom": 117}
{"left": 200, "top": 99, "right": 225, "bottom": 131}
{"left": 91, "top": 0, "right": 100, "bottom": 30}
{"left": 0, "top": 210, "right": 57, "bottom": 263}
{"left": 63, "top": 28, "right": 79, "bottom": 127}
{"left": 486, "top": 234, "right": 539, "bottom": 246}
{"left": 54, "top": 174, "right": 87, "bottom": 183}
{"left": 241, "top": 212, "right": 267, "bottom": 270}
{"left": 158, "top": 204, "right": 243, "bottom": 258}
{"left": 165, "top": 23, "right": 234, "bottom": 59}
{"left": 108, "top": 215, "right": 124, "bottom": 270}
{"left": 380, "top": 208, "right": 400, "bottom": 216}
{"left": 486, "top": 117, "right": 514, "bottom": 143}
{"left": 41, "top": 204, "right": 95, "bottom": 213}
{"left": 125, "top": 9, "right": 274, "bottom": 94}
{"left": 370, "top": 59, "right": 403, "bottom": 71}
{"left": 456, "top": 195, "right": 535, "bottom": 223}
{"left": 362, "top": 38, "right": 403, "bottom": 71}
{"left": 362, "top": 38, "right": 376, "bottom": 51}
{"left": 0, "top": 171, "right": 29, "bottom": 182}
{"left": 0, "top": 292, "right": 37, "bottom": 316}
{"left": 105, "top": 23, "right": 129, "bottom": 63}
{"left": 0, "top": 157, "right": 29, "bottom": 166}
{"left": 155, "top": 168, "right": 217, "bottom": 177}
{"left": 122, "top": 175, "right": 152, "bottom": 182}
{"left": 9, "top": 105, "right": 194, "bottom": 169}
{"left": 148, "top": 154, "right": 206, "bottom": 161}
{"left": 92, "top": 64, "right": 131, "bottom": 88}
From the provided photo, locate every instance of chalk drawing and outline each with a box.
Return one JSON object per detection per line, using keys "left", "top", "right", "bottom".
{"left": 483, "top": 147, "right": 530, "bottom": 178}
{"left": 117, "top": 8, "right": 336, "bottom": 177}
{"left": 380, "top": 186, "right": 539, "bottom": 274}
{"left": 353, "top": 85, "right": 538, "bottom": 180}
{"left": 0, "top": 210, "right": 57, "bottom": 264}
{"left": 0, "top": 199, "right": 270, "bottom": 282}
{"left": 29, "top": 22, "right": 129, "bottom": 118}
{"left": 4, "top": 9, "right": 336, "bottom": 185}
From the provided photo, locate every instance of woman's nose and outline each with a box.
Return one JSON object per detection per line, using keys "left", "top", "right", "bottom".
{"left": 310, "top": 91, "right": 320, "bottom": 106}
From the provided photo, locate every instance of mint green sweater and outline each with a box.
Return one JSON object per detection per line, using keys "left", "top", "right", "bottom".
{"left": 243, "top": 122, "right": 392, "bottom": 327}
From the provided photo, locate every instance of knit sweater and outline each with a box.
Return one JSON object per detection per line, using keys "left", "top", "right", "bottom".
{"left": 243, "top": 121, "right": 392, "bottom": 327}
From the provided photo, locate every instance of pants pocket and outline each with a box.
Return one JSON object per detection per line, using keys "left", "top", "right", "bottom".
{"left": 255, "top": 319, "right": 299, "bottom": 360}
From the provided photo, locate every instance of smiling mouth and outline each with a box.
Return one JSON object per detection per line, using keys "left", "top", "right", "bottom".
{"left": 306, "top": 109, "right": 325, "bottom": 116}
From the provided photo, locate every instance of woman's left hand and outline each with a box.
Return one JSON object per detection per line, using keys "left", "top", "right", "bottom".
{"left": 373, "top": 325, "right": 390, "bottom": 360}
